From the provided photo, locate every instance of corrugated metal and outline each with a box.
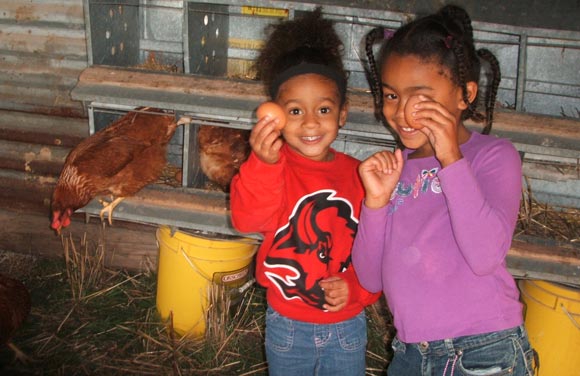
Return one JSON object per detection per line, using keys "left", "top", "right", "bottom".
{"left": 0, "top": 1, "right": 89, "bottom": 220}
{"left": 0, "top": 0, "right": 88, "bottom": 116}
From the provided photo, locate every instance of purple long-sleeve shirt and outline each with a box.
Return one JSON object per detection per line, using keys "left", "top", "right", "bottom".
{"left": 352, "top": 132, "right": 524, "bottom": 343}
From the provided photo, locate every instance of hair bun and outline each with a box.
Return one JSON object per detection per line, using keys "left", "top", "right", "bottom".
{"left": 255, "top": 7, "right": 346, "bottom": 94}
{"left": 439, "top": 5, "right": 474, "bottom": 42}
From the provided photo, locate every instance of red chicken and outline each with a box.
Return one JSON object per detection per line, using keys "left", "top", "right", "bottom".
{"left": 197, "top": 125, "right": 250, "bottom": 191}
{"left": 51, "top": 107, "right": 190, "bottom": 234}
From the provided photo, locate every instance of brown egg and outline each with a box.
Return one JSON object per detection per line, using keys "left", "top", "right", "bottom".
{"left": 257, "top": 101, "right": 287, "bottom": 130}
{"left": 404, "top": 95, "right": 425, "bottom": 130}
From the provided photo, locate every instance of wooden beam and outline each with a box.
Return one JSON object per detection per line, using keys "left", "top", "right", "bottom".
{"left": 0, "top": 209, "right": 159, "bottom": 271}
{"left": 74, "top": 66, "right": 580, "bottom": 152}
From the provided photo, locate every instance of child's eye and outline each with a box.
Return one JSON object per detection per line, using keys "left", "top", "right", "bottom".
{"left": 319, "top": 107, "right": 331, "bottom": 114}
{"left": 289, "top": 108, "right": 301, "bottom": 115}
{"left": 384, "top": 93, "right": 397, "bottom": 100}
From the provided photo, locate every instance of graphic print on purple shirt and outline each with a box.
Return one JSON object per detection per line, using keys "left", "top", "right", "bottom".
{"left": 264, "top": 189, "right": 358, "bottom": 310}
{"left": 389, "top": 167, "right": 441, "bottom": 214}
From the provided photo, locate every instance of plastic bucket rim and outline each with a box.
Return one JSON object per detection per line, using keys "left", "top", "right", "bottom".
{"left": 520, "top": 279, "right": 580, "bottom": 330}
{"left": 156, "top": 226, "right": 260, "bottom": 248}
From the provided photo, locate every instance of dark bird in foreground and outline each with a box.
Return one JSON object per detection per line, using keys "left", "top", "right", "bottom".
{"left": 0, "top": 273, "right": 31, "bottom": 362}
{"left": 50, "top": 107, "right": 190, "bottom": 234}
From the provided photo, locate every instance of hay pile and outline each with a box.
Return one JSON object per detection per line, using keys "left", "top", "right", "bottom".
{"left": 0, "top": 234, "right": 390, "bottom": 375}
{"left": 516, "top": 180, "right": 579, "bottom": 254}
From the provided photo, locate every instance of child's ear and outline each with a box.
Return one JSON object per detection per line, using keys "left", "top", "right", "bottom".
{"left": 458, "top": 81, "right": 478, "bottom": 110}
{"left": 339, "top": 101, "right": 349, "bottom": 128}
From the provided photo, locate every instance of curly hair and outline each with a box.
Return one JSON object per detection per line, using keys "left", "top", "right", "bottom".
{"left": 255, "top": 7, "right": 347, "bottom": 102}
{"left": 364, "top": 5, "right": 501, "bottom": 134}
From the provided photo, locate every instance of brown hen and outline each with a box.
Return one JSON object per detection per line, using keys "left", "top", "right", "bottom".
{"left": 0, "top": 274, "right": 31, "bottom": 361}
{"left": 51, "top": 107, "right": 190, "bottom": 234}
{"left": 197, "top": 125, "right": 250, "bottom": 191}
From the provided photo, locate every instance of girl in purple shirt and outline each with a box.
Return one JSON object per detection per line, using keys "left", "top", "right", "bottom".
{"left": 352, "top": 5, "right": 535, "bottom": 375}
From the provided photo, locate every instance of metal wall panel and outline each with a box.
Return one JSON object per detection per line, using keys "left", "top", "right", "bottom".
{"left": 0, "top": 0, "right": 88, "bottom": 116}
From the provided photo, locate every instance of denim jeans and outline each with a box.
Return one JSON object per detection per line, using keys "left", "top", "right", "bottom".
{"left": 387, "top": 325, "right": 535, "bottom": 376}
{"left": 265, "top": 306, "right": 367, "bottom": 376}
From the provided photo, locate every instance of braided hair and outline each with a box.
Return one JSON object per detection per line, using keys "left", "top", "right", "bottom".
{"left": 364, "top": 5, "right": 501, "bottom": 134}
{"left": 255, "top": 7, "right": 348, "bottom": 104}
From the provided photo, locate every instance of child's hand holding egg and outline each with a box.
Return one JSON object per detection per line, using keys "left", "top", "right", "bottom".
{"left": 257, "top": 101, "right": 287, "bottom": 130}
{"left": 404, "top": 95, "right": 428, "bottom": 130}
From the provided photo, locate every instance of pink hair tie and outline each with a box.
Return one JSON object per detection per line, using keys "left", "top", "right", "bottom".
{"left": 444, "top": 35, "right": 454, "bottom": 49}
{"left": 384, "top": 29, "right": 395, "bottom": 39}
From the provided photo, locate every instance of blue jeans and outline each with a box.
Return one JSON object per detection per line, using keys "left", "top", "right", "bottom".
{"left": 388, "top": 326, "right": 535, "bottom": 376}
{"left": 265, "top": 306, "right": 367, "bottom": 376}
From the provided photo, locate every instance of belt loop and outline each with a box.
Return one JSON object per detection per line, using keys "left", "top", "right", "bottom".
{"left": 444, "top": 338, "right": 454, "bottom": 354}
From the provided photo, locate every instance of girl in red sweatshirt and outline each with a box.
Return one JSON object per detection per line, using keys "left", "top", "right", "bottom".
{"left": 230, "top": 8, "right": 379, "bottom": 376}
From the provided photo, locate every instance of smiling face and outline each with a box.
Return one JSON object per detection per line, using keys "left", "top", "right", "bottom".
{"left": 275, "top": 73, "right": 347, "bottom": 162}
{"left": 381, "top": 53, "right": 468, "bottom": 157}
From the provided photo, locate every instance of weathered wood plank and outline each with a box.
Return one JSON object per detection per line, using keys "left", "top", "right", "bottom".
{"left": 0, "top": 0, "right": 85, "bottom": 25}
{"left": 0, "top": 110, "right": 87, "bottom": 146}
{"left": 0, "top": 51, "right": 87, "bottom": 71}
{"left": 508, "top": 240, "right": 580, "bottom": 285}
{"left": 76, "top": 65, "right": 267, "bottom": 103}
{"left": 0, "top": 208, "right": 159, "bottom": 271}
{"left": 0, "top": 70, "right": 81, "bottom": 91}
{"left": 0, "top": 85, "right": 86, "bottom": 116}
{"left": 0, "top": 170, "right": 56, "bottom": 214}
{"left": 0, "top": 139, "right": 70, "bottom": 175}
{"left": 0, "top": 25, "right": 86, "bottom": 58}
{"left": 75, "top": 66, "right": 580, "bottom": 146}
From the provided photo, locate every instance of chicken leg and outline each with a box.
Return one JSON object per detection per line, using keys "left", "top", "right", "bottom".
{"left": 98, "top": 196, "right": 125, "bottom": 225}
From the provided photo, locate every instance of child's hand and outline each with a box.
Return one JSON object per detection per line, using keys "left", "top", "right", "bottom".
{"left": 358, "top": 149, "right": 403, "bottom": 209}
{"left": 411, "top": 95, "right": 463, "bottom": 167}
{"left": 319, "top": 276, "right": 348, "bottom": 312}
{"left": 249, "top": 115, "right": 284, "bottom": 164}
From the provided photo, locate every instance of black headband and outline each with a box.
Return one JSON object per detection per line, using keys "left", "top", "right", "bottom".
{"left": 269, "top": 63, "right": 347, "bottom": 101}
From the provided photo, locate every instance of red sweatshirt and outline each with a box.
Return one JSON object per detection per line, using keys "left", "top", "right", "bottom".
{"left": 230, "top": 144, "right": 380, "bottom": 323}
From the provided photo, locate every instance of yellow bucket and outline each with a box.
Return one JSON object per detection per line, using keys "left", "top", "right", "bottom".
{"left": 519, "top": 280, "right": 580, "bottom": 375}
{"left": 155, "top": 226, "right": 258, "bottom": 337}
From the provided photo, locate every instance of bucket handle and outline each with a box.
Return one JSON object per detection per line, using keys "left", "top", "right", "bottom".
{"left": 521, "top": 282, "right": 580, "bottom": 331}
{"left": 561, "top": 304, "right": 580, "bottom": 331}
{"left": 180, "top": 247, "right": 214, "bottom": 282}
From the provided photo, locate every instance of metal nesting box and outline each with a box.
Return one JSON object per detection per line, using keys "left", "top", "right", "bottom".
{"left": 83, "top": 0, "right": 580, "bottom": 118}
{"left": 74, "top": 0, "right": 580, "bottom": 227}
{"left": 85, "top": 0, "right": 185, "bottom": 72}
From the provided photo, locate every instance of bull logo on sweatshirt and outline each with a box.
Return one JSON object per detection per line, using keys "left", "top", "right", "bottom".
{"left": 264, "top": 190, "right": 358, "bottom": 309}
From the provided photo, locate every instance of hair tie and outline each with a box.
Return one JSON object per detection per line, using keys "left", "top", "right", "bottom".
{"left": 384, "top": 29, "right": 395, "bottom": 39}
{"left": 444, "top": 35, "right": 454, "bottom": 49}
{"left": 269, "top": 63, "right": 347, "bottom": 100}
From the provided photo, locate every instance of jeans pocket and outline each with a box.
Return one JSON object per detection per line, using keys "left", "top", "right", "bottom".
{"left": 456, "top": 336, "right": 518, "bottom": 376}
{"left": 265, "top": 307, "right": 294, "bottom": 352}
{"left": 336, "top": 312, "right": 367, "bottom": 351}
{"left": 391, "top": 337, "right": 405, "bottom": 354}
